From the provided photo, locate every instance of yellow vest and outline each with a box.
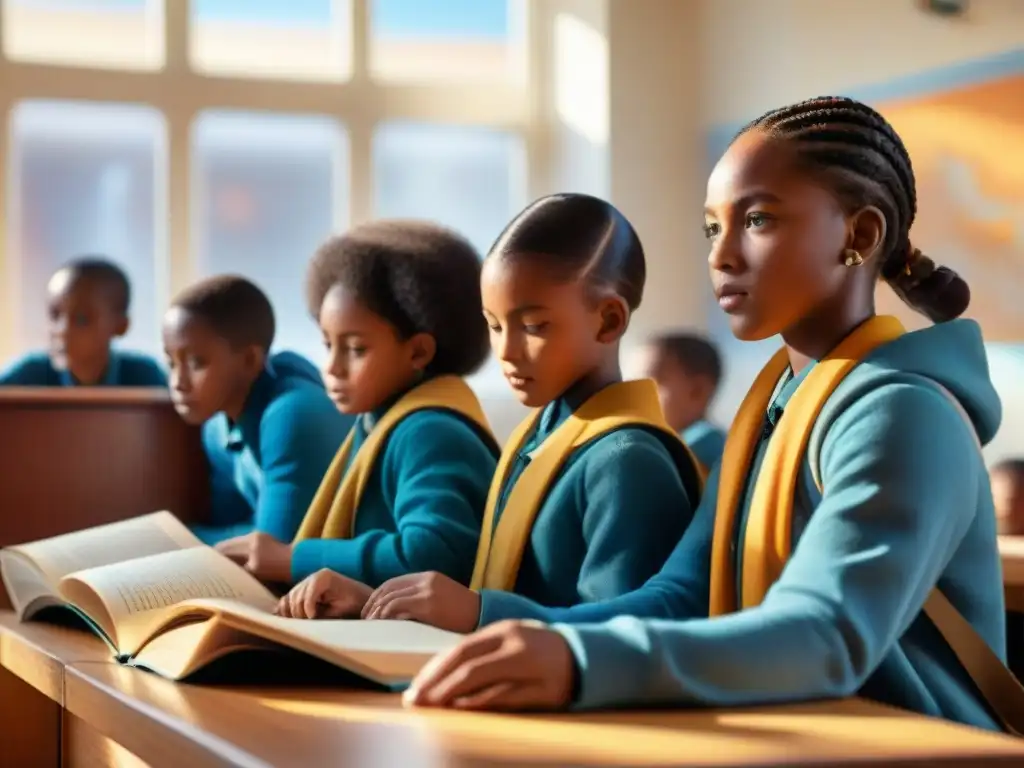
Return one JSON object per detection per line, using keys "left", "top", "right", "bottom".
{"left": 469, "top": 379, "right": 705, "bottom": 592}
{"left": 292, "top": 376, "right": 495, "bottom": 542}
{"left": 707, "top": 314, "right": 1024, "bottom": 736}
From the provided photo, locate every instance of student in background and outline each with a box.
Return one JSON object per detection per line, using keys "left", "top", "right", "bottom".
{"left": 0, "top": 257, "right": 166, "bottom": 387}
{"left": 162, "top": 275, "right": 352, "bottom": 549}
{"left": 279, "top": 194, "right": 703, "bottom": 632}
{"left": 991, "top": 459, "right": 1024, "bottom": 537}
{"left": 641, "top": 332, "right": 725, "bottom": 469}
{"left": 400, "top": 97, "right": 1014, "bottom": 735}
{"left": 226, "top": 221, "right": 499, "bottom": 592}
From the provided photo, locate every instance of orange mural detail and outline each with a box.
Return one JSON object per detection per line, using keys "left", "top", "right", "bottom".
{"left": 875, "top": 76, "right": 1024, "bottom": 340}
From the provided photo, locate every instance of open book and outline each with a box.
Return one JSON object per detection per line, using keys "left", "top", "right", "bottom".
{"left": 0, "top": 512, "right": 462, "bottom": 687}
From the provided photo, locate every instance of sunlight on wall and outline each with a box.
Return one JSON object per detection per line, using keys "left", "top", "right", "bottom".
{"left": 552, "top": 12, "right": 608, "bottom": 146}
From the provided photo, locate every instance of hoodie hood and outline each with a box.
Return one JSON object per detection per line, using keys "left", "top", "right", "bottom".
{"left": 267, "top": 350, "right": 324, "bottom": 387}
{"left": 865, "top": 319, "right": 1002, "bottom": 446}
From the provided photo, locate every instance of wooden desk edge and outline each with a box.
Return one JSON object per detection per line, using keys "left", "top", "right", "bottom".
{"left": 0, "top": 613, "right": 116, "bottom": 703}
{"left": 0, "top": 387, "right": 171, "bottom": 407}
{"left": 64, "top": 662, "right": 277, "bottom": 768}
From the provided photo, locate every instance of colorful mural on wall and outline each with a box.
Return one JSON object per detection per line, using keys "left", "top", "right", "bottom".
{"left": 877, "top": 74, "right": 1024, "bottom": 340}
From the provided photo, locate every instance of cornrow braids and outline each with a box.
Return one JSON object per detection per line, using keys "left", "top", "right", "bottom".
{"left": 735, "top": 96, "right": 970, "bottom": 323}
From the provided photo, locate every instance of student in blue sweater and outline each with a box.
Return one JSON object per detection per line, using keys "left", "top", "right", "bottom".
{"left": 640, "top": 332, "right": 726, "bottom": 470}
{"left": 0, "top": 258, "right": 166, "bottom": 387}
{"left": 162, "top": 275, "right": 352, "bottom": 552}
{"left": 399, "top": 97, "right": 1016, "bottom": 734}
{"left": 246, "top": 221, "right": 499, "bottom": 595}
{"left": 283, "top": 194, "right": 703, "bottom": 631}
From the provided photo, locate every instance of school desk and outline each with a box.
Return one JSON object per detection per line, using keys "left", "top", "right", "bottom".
{"left": 54, "top": 661, "right": 1024, "bottom": 768}
{"left": 0, "top": 388, "right": 209, "bottom": 553}
{"left": 1000, "top": 536, "right": 1024, "bottom": 612}
{"left": 0, "top": 610, "right": 113, "bottom": 765}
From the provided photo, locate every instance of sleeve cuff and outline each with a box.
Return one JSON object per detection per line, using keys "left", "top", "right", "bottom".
{"left": 290, "top": 539, "right": 358, "bottom": 582}
{"left": 552, "top": 618, "right": 668, "bottom": 711}
{"left": 477, "top": 589, "right": 553, "bottom": 627}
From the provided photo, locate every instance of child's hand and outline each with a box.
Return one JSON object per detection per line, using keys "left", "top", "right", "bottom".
{"left": 361, "top": 572, "right": 480, "bottom": 633}
{"left": 402, "top": 620, "right": 575, "bottom": 711}
{"left": 276, "top": 569, "right": 373, "bottom": 619}
{"left": 214, "top": 532, "right": 293, "bottom": 584}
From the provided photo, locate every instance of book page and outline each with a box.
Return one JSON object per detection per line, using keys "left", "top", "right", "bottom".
{"left": 7, "top": 511, "right": 201, "bottom": 584}
{"left": 0, "top": 550, "right": 63, "bottom": 618}
{"left": 59, "top": 547, "right": 277, "bottom": 652}
{"left": 133, "top": 598, "right": 464, "bottom": 686}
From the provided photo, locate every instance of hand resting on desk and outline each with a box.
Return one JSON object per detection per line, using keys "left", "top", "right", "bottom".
{"left": 403, "top": 619, "right": 574, "bottom": 711}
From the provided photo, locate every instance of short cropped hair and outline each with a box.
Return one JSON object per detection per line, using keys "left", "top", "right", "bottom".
{"left": 57, "top": 257, "right": 131, "bottom": 315}
{"left": 307, "top": 220, "right": 489, "bottom": 377}
{"left": 650, "top": 333, "right": 722, "bottom": 386}
{"left": 170, "top": 275, "right": 276, "bottom": 352}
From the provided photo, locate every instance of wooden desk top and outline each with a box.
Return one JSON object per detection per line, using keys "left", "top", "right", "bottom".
{"left": 0, "top": 612, "right": 113, "bottom": 702}
{"left": 64, "top": 662, "right": 1024, "bottom": 768}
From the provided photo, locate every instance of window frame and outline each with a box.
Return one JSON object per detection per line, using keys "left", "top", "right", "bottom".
{"left": 0, "top": 0, "right": 546, "bottom": 387}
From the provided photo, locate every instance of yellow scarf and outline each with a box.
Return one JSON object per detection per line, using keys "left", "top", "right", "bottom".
{"left": 709, "top": 315, "right": 905, "bottom": 614}
{"left": 292, "top": 376, "right": 495, "bottom": 542}
{"left": 706, "top": 315, "right": 1024, "bottom": 736}
{"left": 470, "top": 379, "right": 705, "bottom": 592}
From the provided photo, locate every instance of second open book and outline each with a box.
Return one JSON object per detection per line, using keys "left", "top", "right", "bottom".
{"left": 0, "top": 512, "right": 462, "bottom": 687}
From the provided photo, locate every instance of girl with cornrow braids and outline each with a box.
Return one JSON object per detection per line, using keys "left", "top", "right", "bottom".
{"left": 400, "top": 96, "right": 1013, "bottom": 733}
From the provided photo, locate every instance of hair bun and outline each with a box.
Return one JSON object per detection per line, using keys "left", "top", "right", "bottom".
{"left": 886, "top": 250, "right": 970, "bottom": 323}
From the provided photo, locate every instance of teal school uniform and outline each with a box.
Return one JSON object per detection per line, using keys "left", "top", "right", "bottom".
{"left": 476, "top": 382, "right": 702, "bottom": 626}
{"left": 540, "top": 320, "right": 1004, "bottom": 731}
{"left": 192, "top": 351, "right": 353, "bottom": 545}
{"left": 681, "top": 418, "right": 726, "bottom": 469}
{"left": 290, "top": 397, "right": 500, "bottom": 588}
{"left": 0, "top": 350, "right": 167, "bottom": 387}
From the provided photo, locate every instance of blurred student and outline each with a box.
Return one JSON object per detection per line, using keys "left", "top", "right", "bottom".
{"left": 0, "top": 257, "right": 166, "bottom": 387}
{"left": 641, "top": 332, "right": 726, "bottom": 469}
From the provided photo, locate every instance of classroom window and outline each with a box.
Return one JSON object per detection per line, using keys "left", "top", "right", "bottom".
{"left": 1, "top": 0, "right": 164, "bottom": 70}
{"left": 372, "top": 121, "right": 526, "bottom": 255}
{"left": 372, "top": 121, "right": 526, "bottom": 394}
{"left": 369, "top": 0, "right": 525, "bottom": 83}
{"left": 7, "top": 100, "right": 167, "bottom": 357}
{"left": 189, "top": 0, "right": 352, "bottom": 81}
{"left": 191, "top": 111, "right": 349, "bottom": 365}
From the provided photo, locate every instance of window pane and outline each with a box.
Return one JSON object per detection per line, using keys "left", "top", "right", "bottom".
{"left": 373, "top": 122, "right": 526, "bottom": 393}
{"left": 192, "top": 111, "right": 348, "bottom": 365}
{"left": 190, "top": 0, "right": 352, "bottom": 81}
{"left": 373, "top": 122, "right": 525, "bottom": 254}
{"left": 8, "top": 101, "right": 166, "bottom": 358}
{"left": 370, "top": 0, "right": 525, "bottom": 82}
{"left": 2, "top": 0, "right": 163, "bottom": 69}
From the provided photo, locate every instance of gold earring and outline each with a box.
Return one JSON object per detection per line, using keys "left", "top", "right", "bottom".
{"left": 843, "top": 249, "right": 863, "bottom": 267}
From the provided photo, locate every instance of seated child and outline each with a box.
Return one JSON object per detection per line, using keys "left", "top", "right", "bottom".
{"left": 0, "top": 257, "right": 166, "bottom": 387}
{"left": 640, "top": 332, "right": 726, "bottom": 469}
{"left": 224, "top": 221, "right": 500, "bottom": 591}
{"left": 162, "top": 275, "right": 352, "bottom": 551}
{"left": 991, "top": 459, "right": 1024, "bottom": 537}
{"left": 277, "top": 194, "right": 704, "bottom": 631}
{"left": 399, "top": 97, "right": 1016, "bottom": 736}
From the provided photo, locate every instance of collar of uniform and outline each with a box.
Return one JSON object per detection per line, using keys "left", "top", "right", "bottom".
{"left": 224, "top": 360, "right": 280, "bottom": 452}
{"left": 767, "top": 361, "right": 817, "bottom": 427}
